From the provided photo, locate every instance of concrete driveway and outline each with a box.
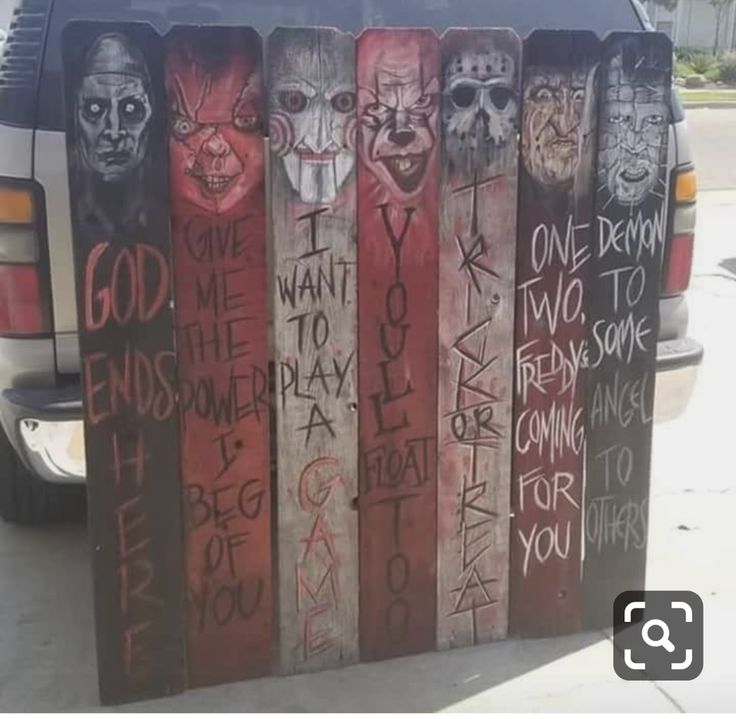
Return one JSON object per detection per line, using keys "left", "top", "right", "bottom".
{"left": 0, "top": 111, "right": 734, "bottom": 712}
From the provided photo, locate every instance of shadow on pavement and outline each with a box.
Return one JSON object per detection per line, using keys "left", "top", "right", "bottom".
{"left": 0, "top": 518, "right": 603, "bottom": 712}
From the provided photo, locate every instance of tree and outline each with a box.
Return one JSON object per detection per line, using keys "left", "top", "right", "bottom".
{"left": 709, "top": 0, "right": 736, "bottom": 54}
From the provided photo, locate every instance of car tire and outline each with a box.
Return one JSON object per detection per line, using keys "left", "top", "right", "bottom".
{"left": 0, "top": 427, "right": 86, "bottom": 525}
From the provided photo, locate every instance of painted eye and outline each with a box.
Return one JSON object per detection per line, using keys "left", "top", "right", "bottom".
{"left": 572, "top": 88, "right": 585, "bottom": 102}
{"left": 121, "top": 98, "right": 146, "bottom": 123}
{"left": 82, "top": 99, "right": 106, "bottom": 120}
{"left": 172, "top": 115, "right": 198, "bottom": 139}
{"left": 451, "top": 84, "right": 477, "bottom": 108}
{"left": 533, "top": 87, "right": 553, "bottom": 101}
{"left": 278, "top": 90, "right": 308, "bottom": 113}
{"left": 490, "top": 86, "right": 514, "bottom": 110}
{"left": 414, "top": 93, "right": 434, "bottom": 110}
{"left": 608, "top": 115, "right": 626, "bottom": 125}
{"left": 330, "top": 91, "right": 356, "bottom": 113}
{"left": 234, "top": 114, "right": 259, "bottom": 131}
{"left": 646, "top": 114, "right": 665, "bottom": 126}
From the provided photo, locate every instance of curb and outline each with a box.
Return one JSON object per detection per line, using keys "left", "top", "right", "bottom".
{"left": 683, "top": 101, "right": 736, "bottom": 109}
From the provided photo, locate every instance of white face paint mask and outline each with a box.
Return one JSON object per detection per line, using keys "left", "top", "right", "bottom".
{"left": 269, "top": 31, "right": 356, "bottom": 204}
{"left": 443, "top": 49, "right": 517, "bottom": 174}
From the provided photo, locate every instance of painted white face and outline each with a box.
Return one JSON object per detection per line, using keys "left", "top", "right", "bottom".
{"left": 599, "top": 53, "right": 668, "bottom": 206}
{"left": 269, "top": 32, "right": 356, "bottom": 204}
{"left": 443, "top": 49, "right": 517, "bottom": 173}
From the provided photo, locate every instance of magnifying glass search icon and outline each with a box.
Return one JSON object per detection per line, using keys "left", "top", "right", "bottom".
{"left": 642, "top": 619, "right": 675, "bottom": 652}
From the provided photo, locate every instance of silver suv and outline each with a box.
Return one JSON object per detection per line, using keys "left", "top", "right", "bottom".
{"left": 0, "top": 0, "right": 703, "bottom": 523}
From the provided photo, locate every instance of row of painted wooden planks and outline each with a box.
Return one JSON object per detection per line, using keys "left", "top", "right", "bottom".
{"left": 62, "top": 22, "right": 671, "bottom": 704}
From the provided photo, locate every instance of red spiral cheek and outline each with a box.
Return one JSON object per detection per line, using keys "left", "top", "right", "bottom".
{"left": 269, "top": 111, "right": 295, "bottom": 157}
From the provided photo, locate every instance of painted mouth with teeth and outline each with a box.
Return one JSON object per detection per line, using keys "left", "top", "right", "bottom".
{"left": 380, "top": 153, "right": 427, "bottom": 193}
{"left": 620, "top": 166, "right": 650, "bottom": 183}
{"left": 191, "top": 172, "right": 238, "bottom": 195}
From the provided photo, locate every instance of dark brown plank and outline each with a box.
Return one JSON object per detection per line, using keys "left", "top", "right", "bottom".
{"left": 582, "top": 32, "right": 672, "bottom": 629}
{"left": 63, "top": 21, "right": 187, "bottom": 703}
{"left": 357, "top": 27, "right": 440, "bottom": 661}
{"left": 267, "top": 26, "right": 359, "bottom": 674}
{"left": 165, "top": 25, "right": 273, "bottom": 685}
{"left": 509, "top": 30, "right": 600, "bottom": 637}
{"left": 437, "top": 27, "right": 521, "bottom": 649}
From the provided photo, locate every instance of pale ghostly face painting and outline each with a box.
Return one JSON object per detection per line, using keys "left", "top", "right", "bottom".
{"left": 599, "top": 52, "right": 668, "bottom": 206}
{"left": 521, "top": 68, "right": 588, "bottom": 188}
{"left": 443, "top": 47, "right": 518, "bottom": 174}
{"left": 359, "top": 41, "right": 439, "bottom": 197}
{"left": 269, "top": 30, "right": 356, "bottom": 204}
{"left": 76, "top": 34, "right": 153, "bottom": 183}
{"left": 167, "top": 30, "right": 264, "bottom": 215}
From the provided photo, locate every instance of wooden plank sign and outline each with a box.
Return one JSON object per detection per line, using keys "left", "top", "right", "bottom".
{"left": 509, "top": 30, "right": 600, "bottom": 637}
{"left": 63, "top": 22, "right": 187, "bottom": 703}
{"left": 267, "top": 26, "right": 359, "bottom": 674}
{"left": 582, "top": 33, "right": 672, "bottom": 629}
{"left": 436, "top": 28, "right": 521, "bottom": 649}
{"left": 165, "top": 26, "right": 273, "bottom": 685}
{"left": 356, "top": 28, "right": 440, "bottom": 661}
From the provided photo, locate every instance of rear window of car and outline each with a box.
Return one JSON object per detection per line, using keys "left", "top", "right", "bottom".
{"left": 37, "top": 0, "right": 643, "bottom": 132}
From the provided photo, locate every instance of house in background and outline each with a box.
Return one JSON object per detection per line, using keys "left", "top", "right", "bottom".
{"left": 645, "top": 0, "right": 736, "bottom": 51}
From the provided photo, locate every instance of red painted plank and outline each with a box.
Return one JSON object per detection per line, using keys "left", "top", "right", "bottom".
{"left": 509, "top": 30, "right": 600, "bottom": 637}
{"left": 166, "top": 26, "right": 273, "bottom": 685}
{"left": 356, "top": 27, "right": 440, "bottom": 661}
{"left": 63, "top": 22, "right": 187, "bottom": 704}
{"left": 437, "top": 28, "right": 521, "bottom": 649}
{"left": 267, "top": 26, "right": 360, "bottom": 674}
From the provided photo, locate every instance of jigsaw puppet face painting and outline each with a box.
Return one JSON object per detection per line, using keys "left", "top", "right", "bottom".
{"left": 268, "top": 29, "right": 355, "bottom": 205}
{"left": 166, "top": 29, "right": 263, "bottom": 214}
{"left": 599, "top": 48, "right": 668, "bottom": 206}
{"left": 358, "top": 35, "right": 439, "bottom": 198}
{"left": 521, "top": 68, "right": 588, "bottom": 188}
{"left": 76, "top": 33, "right": 153, "bottom": 183}
{"left": 442, "top": 46, "right": 517, "bottom": 173}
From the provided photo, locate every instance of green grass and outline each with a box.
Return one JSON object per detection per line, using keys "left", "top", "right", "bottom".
{"left": 680, "top": 88, "right": 736, "bottom": 103}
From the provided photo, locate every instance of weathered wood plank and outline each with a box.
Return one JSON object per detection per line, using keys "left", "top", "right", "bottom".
{"left": 582, "top": 32, "right": 672, "bottom": 629}
{"left": 436, "top": 27, "right": 521, "bottom": 649}
{"left": 267, "top": 26, "right": 360, "bottom": 674}
{"left": 63, "top": 21, "right": 187, "bottom": 703}
{"left": 509, "top": 30, "right": 601, "bottom": 637}
{"left": 165, "top": 26, "right": 273, "bottom": 685}
{"left": 356, "top": 27, "right": 440, "bottom": 661}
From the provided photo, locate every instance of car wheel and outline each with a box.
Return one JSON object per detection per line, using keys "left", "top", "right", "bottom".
{"left": 0, "top": 427, "right": 86, "bottom": 525}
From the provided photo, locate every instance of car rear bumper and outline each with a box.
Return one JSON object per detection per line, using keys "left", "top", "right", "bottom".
{"left": 0, "top": 333, "right": 704, "bottom": 485}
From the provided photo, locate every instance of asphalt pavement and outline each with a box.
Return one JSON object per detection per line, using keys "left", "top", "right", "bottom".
{"left": 0, "top": 111, "right": 735, "bottom": 712}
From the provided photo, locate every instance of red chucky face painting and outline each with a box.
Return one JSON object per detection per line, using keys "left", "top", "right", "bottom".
{"left": 166, "top": 29, "right": 264, "bottom": 215}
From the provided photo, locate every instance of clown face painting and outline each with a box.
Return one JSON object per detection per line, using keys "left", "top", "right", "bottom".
{"left": 442, "top": 44, "right": 518, "bottom": 175}
{"left": 75, "top": 33, "right": 153, "bottom": 183}
{"left": 268, "top": 28, "right": 355, "bottom": 205}
{"left": 598, "top": 45, "right": 669, "bottom": 207}
{"left": 358, "top": 36, "right": 439, "bottom": 198}
{"left": 166, "top": 28, "right": 264, "bottom": 215}
{"left": 521, "top": 67, "right": 590, "bottom": 188}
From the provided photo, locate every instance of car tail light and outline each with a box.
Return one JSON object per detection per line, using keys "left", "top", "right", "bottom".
{"left": 675, "top": 169, "right": 697, "bottom": 204}
{"left": 664, "top": 232, "right": 695, "bottom": 295}
{"left": 0, "top": 178, "right": 52, "bottom": 335}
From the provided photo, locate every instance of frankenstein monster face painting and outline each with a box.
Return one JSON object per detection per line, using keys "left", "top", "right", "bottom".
{"left": 358, "top": 36, "right": 439, "bottom": 198}
{"left": 442, "top": 45, "right": 518, "bottom": 174}
{"left": 167, "top": 29, "right": 264, "bottom": 215}
{"left": 599, "top": 47, "right": 669, "bottom": 207}
{"left": 76, "top": 33, "right": 153, "bottom": 183}
{"left": 268, "top": 29, "right": 356, "bottom": 205}
{"left": 521, "top": 67, "right": 589, "bottom": 188}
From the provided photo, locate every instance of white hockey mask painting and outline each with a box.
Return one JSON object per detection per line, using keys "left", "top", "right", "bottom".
{"left": 269, "top": 29, "right": 356, "bottom": 204}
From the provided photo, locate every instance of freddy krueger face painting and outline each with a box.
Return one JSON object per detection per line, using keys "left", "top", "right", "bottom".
{"left": 521, "top": 67, "right": 589, "bottom": 188}
{"left": 599, "top": 48, "right": 668, "bottom": 207}
{"left": 76, "top": 33, "right": 153, "bottom": 183}
{"left": 167, "top": 30, "right": 263, "bottom": 214}
{"left": 359, "top": 41, "right": 439, "bottom": 197}
{"left": 268, "top": 29, "right": 356, "bottom": 205}
{"left": 442, "top": 46, "right": 518, "bottom": 174}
